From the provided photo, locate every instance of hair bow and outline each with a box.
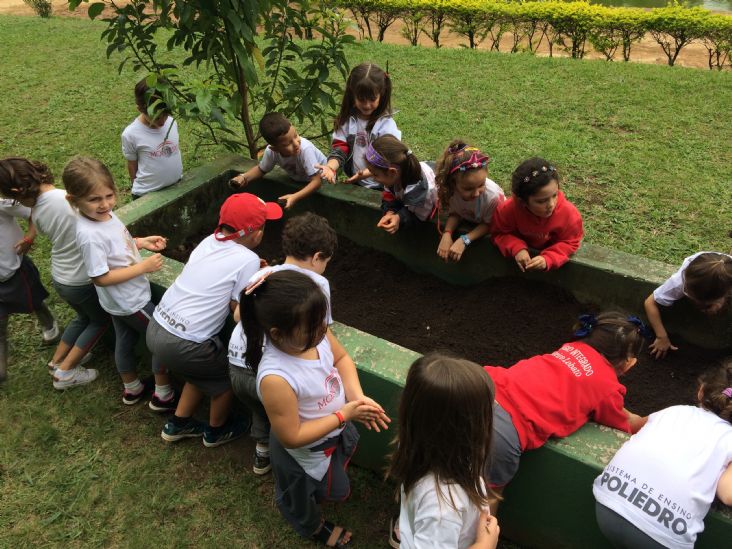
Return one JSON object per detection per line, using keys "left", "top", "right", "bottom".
{"left": 626, "top": 315, "right": 654, "bottom": 342}
{"left": 573, "top": 314, "right": 597, "bottom": 338}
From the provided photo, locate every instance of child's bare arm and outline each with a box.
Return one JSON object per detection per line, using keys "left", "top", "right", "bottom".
{"left": 437, "top": 214, "right": 461, "bottom": 261}
{"left": 278, "top": 173, "right": 322, "bottom": 209}
{"left": 624, "top": 408, "right": 648, "bottom": 433}
{"left": 91, "top": 254, "right": 163, "bottom": 287}
{"left": 448, "top": 222, "right": 492, "bottom": 262}
{"left": 135, "top": 236, "right": 167, "bottom": 252}
{"left": 126, "top": 159, "right": 138, "bottom": 183}
{"left": 644, "top": 294, "right": 678, "bottom": 359}
{"left": 15, "top": 217, "right": 37, "bottom": 254}
{"left": 470, "top": 513, "right": 500, "bottom": 549}
{"left": 230, "top": 166, "right": 266, "bottom": 188}
{"left": 716, "top": 461, "right": 732, "bottom": 506}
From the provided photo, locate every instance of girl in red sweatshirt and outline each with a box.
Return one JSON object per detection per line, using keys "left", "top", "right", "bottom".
{"left": 490, "top": 157, "right": 583, "bottom": 271}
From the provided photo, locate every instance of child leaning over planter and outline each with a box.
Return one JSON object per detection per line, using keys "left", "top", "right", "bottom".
{"left": 147, "top": 193, "right": 282, "bottom": 447}
{"left": 434, "top": 140, "right": 505, "bottom": 262}
{"left": 243, "top": 269, "right": 390, "bottom": 548}
{"left": 485, "top": 312, "right": 649, "bottom": 509}
{"left": 0, "top": 197, "right": 58, "bottom": 383}
{"left": 363, "top": 135, "right": 437, "bottom": 235}
{"left": 229, "top": 112, "right": 327, "bottom": 210}
{"left": 0, "top": 157, "right": 109, "bottom": 389}
{"left": 644, "top": 251, "right": 731, "bottom": 359}
{"left": 317, "top": 62, "right": 400, "bottom": 190}
{"left": 228, "top": 212, "right": 338, "bottom": 475}
{"left": 490, "top": 157, "right": 583, "bottom": 271}
{"left": 593, "top": 359, "right": 732, "bottom": 549}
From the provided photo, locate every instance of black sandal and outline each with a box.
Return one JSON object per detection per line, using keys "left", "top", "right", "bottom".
{"left": 312, "top": 520, "right": 353, "bottom": 548}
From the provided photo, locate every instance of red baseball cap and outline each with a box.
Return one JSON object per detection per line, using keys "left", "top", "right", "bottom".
{"left": 215, "top": 193, "right": 283, "bottom": 241}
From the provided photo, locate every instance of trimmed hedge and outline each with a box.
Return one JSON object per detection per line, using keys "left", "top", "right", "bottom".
{"left": 330, "top": 0, "right": 732, "bottom": 68}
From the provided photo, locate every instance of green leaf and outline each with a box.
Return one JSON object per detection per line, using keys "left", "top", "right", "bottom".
{"left": 88, "top": 2, "right": 105, "bottom": 20}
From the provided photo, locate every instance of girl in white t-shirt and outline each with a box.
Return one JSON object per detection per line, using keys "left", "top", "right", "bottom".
{"left": 593, "top": 359, "right": 732, "bottom": 549}
{"left": 434, "top": 140, "right": 505, "bottom": 262}
{"left": 387, "top": 353, "right": 500, "bottom": 549}
{"left": 0, "top": 157, "right": 110, "bottom": 389}
{"left": 63, "top": 157, "right": 174, "bottom": 408}
{"left": 242, "top": 269, "right": 390, "bottom": 548}
{"left": 644, "top": 252, "right": 731, "bottom": 359}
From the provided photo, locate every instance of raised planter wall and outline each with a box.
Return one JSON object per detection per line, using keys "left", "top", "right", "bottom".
{"left": 117, "top": 156, "right": 732, "bottom": 548}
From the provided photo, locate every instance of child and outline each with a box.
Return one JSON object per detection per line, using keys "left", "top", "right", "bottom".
{"left": 593, "top": 359, "right": 732, "bottom": 549}
{"left": 485, "top": 312, "right": 649, "bottom": 502}
{"left": 317, "top": 62, "right": 400, "bottom": 190}
{"left": 387, "top": 353, "right": 500, "bottom": 549}
{"left": 644, "top": 252, "right": 731, "bottom": 359}
{"left": 147, "top": 193, "right": 282, "bottom": 446}
{"left": 229, "top": 113, "right": 327, "bottom": 210}
{"left": 242, "top": 269, "right": 390, "bottom": 547}
{"left": 63, "top": 157, "right": 173, "bottom": 407}
{"left": 0, "top": 157, "right": 109, "bottom": 389}
{"left": 363, "top": 135, "right": 437, "bottom": 235}
{"left": 434, "top": 141, "right": 505, "bottom": 262}
{"left": 0, "top": 198, "right": 57, "bottom": 382}
{"left": 228, "top": 212, "right": 337, "bottom": 475}
{"left": 121, "top": 77, "right": 183, "bottom": 198}
{"left": 490, "top": 157, "right": 583, "bottom": 271}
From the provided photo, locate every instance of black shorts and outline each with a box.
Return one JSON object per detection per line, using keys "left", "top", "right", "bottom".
{"left": 0, "top": 256, "right": 49, "bottom": 317}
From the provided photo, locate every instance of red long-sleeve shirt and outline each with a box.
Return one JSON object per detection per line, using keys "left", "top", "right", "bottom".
{"left": 490, "top": 191, "right": 583, "bottom": 270}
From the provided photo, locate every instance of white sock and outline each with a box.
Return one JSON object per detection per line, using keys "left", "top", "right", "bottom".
{"left": 123, "top": 379, "right": 143, "bottom": 394}
{"left": 154, "top": 384, "right": 173, "bottom": 401}
{"left": 55, "top": 368, "right": 74, "bottom": 379}
{"left": 255, "top": 442, "right": 269, "bottom": 456}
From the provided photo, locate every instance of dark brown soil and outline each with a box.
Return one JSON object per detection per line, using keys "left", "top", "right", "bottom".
{"left": 166, "top": 223, "right": 726, "bottom": 417}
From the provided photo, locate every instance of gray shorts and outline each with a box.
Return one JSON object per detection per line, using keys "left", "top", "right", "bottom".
{"left": 595, "top": 502, "right": 667, "bottom": 549}
{"left": 147, "top": 317, "right": 230, "bottom": 396}
{"left": 486, "top": 401, "right": 522, "bottom": 487}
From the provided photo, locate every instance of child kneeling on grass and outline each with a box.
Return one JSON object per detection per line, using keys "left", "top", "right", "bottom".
{"left": 490, "top": 157, "right": 583, "bottom": 272}
{"left": 229, "top": 112, "right": 327, "bottom": 210}
{"left": 242, "top": 269, "right": 390, "bottom": 548}
{"left": 147, "top": 193, "right": 282, "bottom": 447}
{"left": 228, "top": 212, "right": 338, "bottom": 475}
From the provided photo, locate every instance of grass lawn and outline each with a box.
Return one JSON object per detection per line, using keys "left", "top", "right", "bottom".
{"left": 0, "top": 12, "right": 730, "bottom": 548}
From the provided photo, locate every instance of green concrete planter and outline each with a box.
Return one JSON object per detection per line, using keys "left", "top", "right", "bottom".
{"left": 117, "top": 156, "right": 731, "bottom": 549}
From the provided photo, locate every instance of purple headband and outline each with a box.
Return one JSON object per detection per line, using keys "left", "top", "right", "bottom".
{"left": 723, "top": 388, "right": 732, "bottom": 398}
{"left": 449, "top": 147, "right": 490, "bottom": 175}
{"left": 365, "top": 143, "right": 393, "bottom": 170}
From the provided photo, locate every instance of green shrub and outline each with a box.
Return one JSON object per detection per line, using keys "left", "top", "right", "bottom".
{"left": 23, "top": 0, "right": 52, "bottom": 18}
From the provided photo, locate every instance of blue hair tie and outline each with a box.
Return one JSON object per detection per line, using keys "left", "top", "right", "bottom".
{"left": 573, "top": 314, "right": 597, "bottom": 338}
{"left": 626, "top": 315, "right": 654, "bottom": 342}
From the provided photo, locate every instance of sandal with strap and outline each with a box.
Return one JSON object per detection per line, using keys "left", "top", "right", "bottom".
{"left": 312, "top": 520, "right": 353, "bottom": 548}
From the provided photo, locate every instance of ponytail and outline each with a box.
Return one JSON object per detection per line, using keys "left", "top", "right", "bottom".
{"left": 367, "top": 135, "right": 422, "bottom": 185}
{"left": 240, "top": 289, "right": 265, "bottom": 373}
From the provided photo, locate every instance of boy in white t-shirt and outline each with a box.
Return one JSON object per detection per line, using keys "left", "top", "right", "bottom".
{"left": 121, "top": 78, "right": 183, "bottom": 198}
{"left": 229, "top": 112, "right": 327, "bottom": 210}
{"left": 228, "top": 212, "right": 337, "bottom": 475}
{"left": 147, "top": 193, "right": 283, "bottom": 447}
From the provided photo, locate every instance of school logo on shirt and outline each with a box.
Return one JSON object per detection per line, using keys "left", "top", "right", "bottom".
{"left": 150, "top": 140, "right": 179, "bottom": 158}
{"left": 318, "top": 371, "right": 342, "bottom": 409}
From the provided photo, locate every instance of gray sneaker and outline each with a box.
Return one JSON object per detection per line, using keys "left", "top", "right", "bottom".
{"left": 53, "top": 366, "right": 99, "bottom": 390}
{"left": 48, "top": 352, "right": 93, "bottom": 376}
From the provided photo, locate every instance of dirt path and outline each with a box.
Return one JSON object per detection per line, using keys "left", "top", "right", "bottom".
{"left": 0, "top": 0, "right": 723, "bottom": 69}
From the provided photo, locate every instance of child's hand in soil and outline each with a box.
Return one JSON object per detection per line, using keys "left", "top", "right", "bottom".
{"left": 278, "top": 194, "right": 297, "bottom": 210}
{"left": 448, "top": 238, "right": 466, "bottom": 262}
{"left": 514, "top": 249, "right": 531, "bottom": 272}
{"left": 141, "top": 253, "right": 164, "bottom": 273}
{"left": 377, "top": 212, "right": 400, "bottom": 234}
{"left": 524, "top": 254, "right": 547, "bottom": 271}
{"left": 472, "top": 513, "right": 500, "bottom": 549}
{"left": 138, "top": 235, "right": 167, "bottom": 252}
{"left": 649, "top": 336, "right": 678, "bottom": 359}
{"left": 437, "top": 233, "right": 453, "bottom": 261}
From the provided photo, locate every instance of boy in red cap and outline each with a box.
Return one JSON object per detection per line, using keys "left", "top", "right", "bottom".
{"left": 147, "top": 193, "right": 282, "bottom": 446}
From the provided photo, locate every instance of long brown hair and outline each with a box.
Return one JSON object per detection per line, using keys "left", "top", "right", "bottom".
{"left": 698, "top": 359, "right": 732, "bottom": 424}
{"left": 434, "top": 139, "right": 489, "bottom": 206}
{"left": 0, "top": 157, "right": 54, "bottom": 204}
{"left": 334, "top": 62, "right": 392, "bottom": 132}
{"left": 387, "top": 353, "right": 496, "bottom": 510}
{"left": 62, "top": 157, "right": 117, "bottom": 206}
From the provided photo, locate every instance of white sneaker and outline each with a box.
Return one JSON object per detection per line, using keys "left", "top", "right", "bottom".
{"left": 42, "top": 321, "right": 60, "bottom": 344}
{"left": 48, "top": 352, "right": 93, "bottom": 376}
{"left": 53, "top": 366, "right": 99, "bottom": 390}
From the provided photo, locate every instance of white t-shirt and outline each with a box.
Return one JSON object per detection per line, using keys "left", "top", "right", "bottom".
{"left": 228, "top": 263, "right": 333, "bottom": 368}
{"left": 121, "top": 116, "right": 183, "bottom": 196}
{"left": 593, "top": 405, "right": 732, "bottom": 549}
{"left": 32, "top": 189, "right": 89, "bottom": 286}
{"left": 258, "top": 137, "right": 327, "bottom": 183}
{"left": 75, "top": 212, "right": 151, "bottom": 316}
{"left": 256, "top": 336, "right": 345, "bottom": 480}
{"left": 447, "top": 178, "right": 505, "bottom": 225}
{"left": 154, "top": 234, "right": 260, "bottom": 343}
{"left": 400, "top": 475, "right": 486, "bottom": 549}
{"left": 653, "top": 251, "right": 732, "bottom": 306}
{"left": 0, "top": 199, "right": 30, "bottom": 281}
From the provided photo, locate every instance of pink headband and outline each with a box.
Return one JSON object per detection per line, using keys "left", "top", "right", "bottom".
{"left": 723, "top": 388, "right": 732, "bottom": 398}
{"left": 449, "top": 147, "right": 490, "bottom": 175}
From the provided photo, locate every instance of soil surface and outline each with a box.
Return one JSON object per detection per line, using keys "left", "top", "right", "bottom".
{"left": 1, "top": 0, "right": 726, "bottom": 70}
{"left": 166, "top": 221, "right": 726, "bottom": 417}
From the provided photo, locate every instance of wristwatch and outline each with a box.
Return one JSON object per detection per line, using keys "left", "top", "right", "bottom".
{"left": 461, "top": 234, "right": 472, "bottom": 246}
